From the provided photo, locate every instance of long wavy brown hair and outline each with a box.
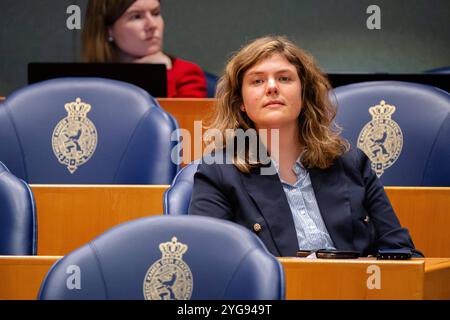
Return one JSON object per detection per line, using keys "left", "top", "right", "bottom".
{"left": 207, "top": 35, "right": 349, "bottom": 172}
{"left": 82, "top": 0, "right": 160, "bottom": 62}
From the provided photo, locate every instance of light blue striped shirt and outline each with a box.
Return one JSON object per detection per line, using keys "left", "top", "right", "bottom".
{"left": 272, "top": 158, "right": 335, "bottom": 251}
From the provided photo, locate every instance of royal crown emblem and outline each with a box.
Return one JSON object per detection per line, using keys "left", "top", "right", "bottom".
{"left": 52, "top": 98, "right": 98, "bottom": 174}
{"left": 143, "top": 237, "right": 193, "bottom": 300}
{"left": 357, "top": 100, "right": 403, "bottom": 177}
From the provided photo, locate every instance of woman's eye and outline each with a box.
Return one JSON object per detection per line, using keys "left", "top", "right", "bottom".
{"left": 130, "top": 14, "right": 142, "bottom": 20}
{"left": 279, "top": 76, "right": 290, "bottom": 82}
{"left": 253, "top": 79, "right": 263, "bottom": 85}
{"left": 152, "top": 10, "right": 161, "bottom": 17}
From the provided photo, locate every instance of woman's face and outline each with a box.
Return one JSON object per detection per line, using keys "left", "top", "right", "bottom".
{"left": 109, "top": 0, "right": 164, "bottom": 61}
{"left": 241, "top": 53, "right": 302, "bottom": 131}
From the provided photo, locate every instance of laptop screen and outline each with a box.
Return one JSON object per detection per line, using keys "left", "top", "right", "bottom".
{"left": 28, "top": 62, "right": 167, "bottom": 97}
{"left": 327, "top": 73, "right": 450, "bottom": 93}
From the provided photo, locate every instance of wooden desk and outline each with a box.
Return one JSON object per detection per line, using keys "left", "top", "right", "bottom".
{"left": 0, "top": 256, "right": 448, "bottom": 300}
{"left": 385, "top": 187, "right": 450, "bottom": 257}
{"left": 0, "top": 256, "right": 61, "bottom": 300}
{"left": 30, "top": 185, "right": 450, "bottom": 257}
{"left": 31, "top": 185, "right": 168, "bottom": 256}
{"left": 280, "top": 257, "right": 450, "bottom": 300}
{"left": 157, "top": 98, "right": 215, "bottom": 165}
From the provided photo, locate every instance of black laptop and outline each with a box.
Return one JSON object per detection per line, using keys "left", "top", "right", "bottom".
{"left": 28, "top": 62, "right": 167, "bottom": 97}
{"left": 327, "top": 73, "right": 450, "bottom": 93}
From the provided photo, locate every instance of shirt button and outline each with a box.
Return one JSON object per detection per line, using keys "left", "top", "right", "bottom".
{"left": 300, "top": 210, "right": 306, "bottom": 215}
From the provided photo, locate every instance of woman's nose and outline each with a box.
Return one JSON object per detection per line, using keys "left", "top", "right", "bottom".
{"left": 144, "top": 13, "right": 157, "bottom": 29}
{"left": 266, "top": 78, "right": 279, "bottom": 95}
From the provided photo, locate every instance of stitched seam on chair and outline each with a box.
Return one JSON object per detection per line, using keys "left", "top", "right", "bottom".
{"left": 89, "top": 242, "right": 110, "bottom": 299}
{"left": 23, "top": 179, "right": 38, "bottom": 255}
{"left": 165, "top": 181, "right": 192, "bottom": 215}
{"left": 163, "top": 188, "right": 170, "bottom": 214}
{"left": 219, "top": 248, "right": 253, "bottom": 299}
{"left": 37, "top": 256, "right": 64, "bottom": 299}
{"left": 164, "top": 167, "right": 186, "bottom": 214}
{"left": 3, "top": 103, "right": 29, "bottom": 180}
{"left": 113, "top": 107, "right": 152, "bottom": 183}
{"left": 420, "top": 111, "right": 450, "bottom": 185}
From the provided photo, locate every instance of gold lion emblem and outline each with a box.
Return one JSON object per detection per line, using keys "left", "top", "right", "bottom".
{"left": 143, "top": 237, "right": 193, "bottom": 300}
{"left": 52, "top": 98, "right": 98, "bottom": 174}
{"left": 357, "top": 100, "right": 403, "bottom": 177}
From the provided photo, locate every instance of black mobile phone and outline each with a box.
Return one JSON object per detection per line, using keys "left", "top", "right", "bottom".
{"left": 296, "top": 249, "right": 360, "bottom": 259}
{"left": 315, "top": 249, "right": 360, "bottom": 259}
{"left": 376, "top": 248, "right": 412, "bottom": 260}
{"left": 296, "top": 250, "right": 313, "bottom": 257}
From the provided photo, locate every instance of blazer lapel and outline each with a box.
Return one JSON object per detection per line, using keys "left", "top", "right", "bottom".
{"left": 309, "top": 161, "right": 354, "bottom": 250}
{"left": 241, "top": 167, "right": 299, "bottom": 256}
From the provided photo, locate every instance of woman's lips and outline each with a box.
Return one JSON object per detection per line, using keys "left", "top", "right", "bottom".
{"left": 264, "top": 100, "right": 285, "bottom": 108}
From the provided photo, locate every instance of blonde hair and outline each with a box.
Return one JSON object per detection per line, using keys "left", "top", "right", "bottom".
{"left": 82, "top": 0, "right": 139, "bottom": 62}
{"left": 207, "top": 35, "right": 349, "bottom": 172}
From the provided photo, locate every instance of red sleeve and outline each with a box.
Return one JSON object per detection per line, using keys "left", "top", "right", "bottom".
{"left": 167, "top": 58, "right": 207, "bottom": 98}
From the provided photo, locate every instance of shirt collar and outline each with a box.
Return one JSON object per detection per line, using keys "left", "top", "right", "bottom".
{"left": 271, "top": 151, "right": 306, "bottom": 176}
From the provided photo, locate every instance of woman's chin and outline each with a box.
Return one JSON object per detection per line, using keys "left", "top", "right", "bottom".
{"left": 256, "top": 116, "right": 294, "bottom": 129}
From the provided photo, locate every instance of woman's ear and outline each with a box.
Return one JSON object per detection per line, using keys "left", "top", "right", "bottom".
{"left": 240, "top": 104, "right": 246, "bottom": 112}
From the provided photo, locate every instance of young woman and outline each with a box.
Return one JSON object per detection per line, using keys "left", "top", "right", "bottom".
{"left": 82, "top": 0, "right": 207, "bottom": 98}
{"left": 188, "top": 36, "right": 422, "bottom": 258}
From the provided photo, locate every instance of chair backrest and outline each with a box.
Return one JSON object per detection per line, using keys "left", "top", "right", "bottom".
{"left": 0, "top": 78, "right": 179, "bottom": 184}
{"left": 38, "top": 215, "right": 285, "bottom": 300}
{"left": 0, "top": 161, "right": 37, "bottom": 255}
{"left": 333, "top": 81, "right": 450, "bottom": 186}
{"left": 163, "top": 162, "right": 199, "bottom": 215}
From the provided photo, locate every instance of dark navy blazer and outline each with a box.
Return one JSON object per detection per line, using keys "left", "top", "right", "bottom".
{"left": 188, "top": 148, "right": 422, "bottom": 257}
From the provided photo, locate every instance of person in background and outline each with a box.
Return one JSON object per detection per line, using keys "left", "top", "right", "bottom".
{"left": 82, "top": 0, "right": 207, "bottom": 98}
{"left": 188, "top": 36, "right": 423, "bottom": 258}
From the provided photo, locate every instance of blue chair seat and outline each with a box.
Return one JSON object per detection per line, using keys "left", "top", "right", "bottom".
{"left": 38, "top": 215, "right": 285, "bottom": 300}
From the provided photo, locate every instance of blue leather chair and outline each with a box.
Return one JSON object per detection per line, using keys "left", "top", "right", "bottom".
{"left": 333, "top": 81, "right": 450, "bottom": 186}
{"left": 0, "top": 161, "right": 37, "bottom": 255}
{"left": 0, "top": 78, "right": 179, "bottom": 184}
{"left": 38, "top": 215, "right": 285, "bottom": 300}
{"left": 163, "top": 161, "right": 200, "bottom": 215}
